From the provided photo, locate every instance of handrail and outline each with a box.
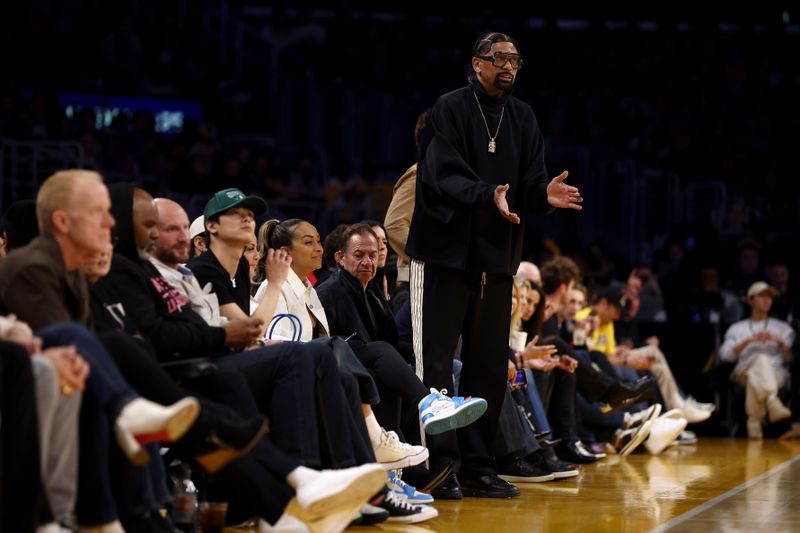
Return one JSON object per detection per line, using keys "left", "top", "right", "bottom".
{"left": 0, "top": 138, "right": 84, "bottom": 208}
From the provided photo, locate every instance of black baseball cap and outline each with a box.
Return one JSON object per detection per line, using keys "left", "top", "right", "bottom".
{"left": 598, "top": 287, "right": 632, "bottom": 315}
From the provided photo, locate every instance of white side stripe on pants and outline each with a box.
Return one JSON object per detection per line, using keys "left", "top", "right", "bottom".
{"left": 410, "top": 258, "right": 425, "bottom": 382}
{"left": 410, "top": 258, "right": 428, "bottom": 462}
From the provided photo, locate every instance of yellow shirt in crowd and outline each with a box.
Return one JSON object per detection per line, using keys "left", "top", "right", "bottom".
{"left": 575, "top": 307, "right": 616, "bottom": 357}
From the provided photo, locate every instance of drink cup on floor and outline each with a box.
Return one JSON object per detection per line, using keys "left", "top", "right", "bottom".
{"left": 199, "top": 501, "right": 228, "bottom": 533}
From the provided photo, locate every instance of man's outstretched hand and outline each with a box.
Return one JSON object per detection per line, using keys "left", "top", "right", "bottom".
{"left": 494, "top": 184, "right": 521, "bottom": 224}
{"left": 547, "top": 171, "right": 583, "bottom": 210}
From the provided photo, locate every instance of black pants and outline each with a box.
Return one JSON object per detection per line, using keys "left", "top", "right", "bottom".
{"left": 588, "top": 349, "right": 622, "bottom": 381}
{"left": 411, "top": 261, "right": 511, "bottom": 476}
{"left": 97, "top": 331, "right": 267, "bottom": 458}
{"left": 543, "top": 336, "right": 616, "bottom": 402}
{"left": 0, "top": 341, "right": 52, "bottom": 533}
{"left": 352, "top": 341, "right": 429, "bottom": 433}
{"left": 211, "top": 442, "right": 295, "bottom": 525}
{"left": 533, "top": 368, "right": 578, "bottom": 441}
{"left": 98, "top": 330, "right": 303, "bottom": 524}
{"left": 216, "top": 342, "right": 365, "bottom": 469}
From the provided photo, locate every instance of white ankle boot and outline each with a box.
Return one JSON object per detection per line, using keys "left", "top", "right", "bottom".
{"left": 114, "top": 397, "right": 199, "bottom": 465}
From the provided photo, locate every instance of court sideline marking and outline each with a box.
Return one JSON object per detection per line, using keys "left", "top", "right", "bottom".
{"left": 648, "top": 452, "right": 800, "bottom": 532}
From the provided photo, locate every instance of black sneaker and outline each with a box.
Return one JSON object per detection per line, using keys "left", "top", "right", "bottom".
{"left": 379, "top": 491, "right": 438, "bottom": 523}
{"left": 528, "top": 451, "right": 580, "bottom": 480}
{"left": 497, "top": 459, "right": 555, "bottom": 483}
{"left": 613, "top": 419, "right": 654, "bottom": 456}
{"left": 622, "top": 404, "right": 662, "bottom": 430}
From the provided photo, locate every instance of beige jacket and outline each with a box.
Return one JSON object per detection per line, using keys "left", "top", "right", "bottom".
{"left": 384, "top": 164, "right": 417, "bottom": 282}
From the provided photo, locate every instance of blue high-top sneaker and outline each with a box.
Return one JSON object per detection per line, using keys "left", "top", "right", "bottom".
{"left": 418, "top": 388, "right": 487, "bottom": 435}
{"left": 388, "top": 470, "right": 435, "bottom": 505}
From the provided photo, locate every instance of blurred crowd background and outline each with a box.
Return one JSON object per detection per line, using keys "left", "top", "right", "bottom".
{"left": 1, "top": 1, "right": 798, "bottom": 405}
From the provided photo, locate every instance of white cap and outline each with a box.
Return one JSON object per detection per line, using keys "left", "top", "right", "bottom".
{"left": 189, "top": 215, "right": 205, "bottom": 239}
{"left": 747, "top": 281, "right": 778, "bottom": 299}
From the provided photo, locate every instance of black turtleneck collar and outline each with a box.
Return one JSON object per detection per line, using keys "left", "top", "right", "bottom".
{"left": 469, "top": 74, "right": 510, "bottom": 109}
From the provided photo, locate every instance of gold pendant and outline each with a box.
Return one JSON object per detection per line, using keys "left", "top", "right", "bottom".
{"left": 488, "top": 140, "right": 496, "bottom": 153}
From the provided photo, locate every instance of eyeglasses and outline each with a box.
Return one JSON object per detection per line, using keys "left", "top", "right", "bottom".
{"left": 476, "top": 51, "right": 523, "bottom": 70}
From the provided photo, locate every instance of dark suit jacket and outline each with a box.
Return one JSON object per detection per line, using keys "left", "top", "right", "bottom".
{"left": 316, "top": 268, "right": 399, "bottom": 347}
{"left": 0, "top": 234, "right": 91, "bottom": 330}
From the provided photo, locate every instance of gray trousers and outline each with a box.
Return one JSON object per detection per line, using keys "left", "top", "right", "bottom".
{"left": 732, "top": 353, "right": 789, "bottom": 421}
{"left": 630, "top": 345, "right": 684, "bottom": 410}
{"left": 32, "top": 355, "right": 81, "bottom": 523}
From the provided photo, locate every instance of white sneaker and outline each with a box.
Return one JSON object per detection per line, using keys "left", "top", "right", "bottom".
{"left": 670, "top": 430, "right": 698, "bottom": 445}
{"left": 685, "top": 396, "right": 716, "bottom": 412}
{"left": 294, "top": 463, "right": 386, "bottom": 519}
{"left": 623, "top": 404, "right": 662, "bottom": 429}
{"left": 259, "top": 513, "right": 309, "bottom": 532}
{"left": 114, "top": 397, "right": 199, "bottom": 465}
{"left": 767, "top": 396, "right": 792, "bottom": 423}
{"left": 679, "top": 402, "right": 712, "bottom": 424}
{"left": 373, "top": 429, "right": 429, "bottom": 469}
{"left": 644, "top": 416, "right": 687, "bottom": 455}
{"left": 613, "top": 419, "right": 654, "bottom": 456}
{"left": 285, "top": 498, "right": 364, "bottom": 533}
{"left": 660, "top": 408, "right": 683, "bottom": 419}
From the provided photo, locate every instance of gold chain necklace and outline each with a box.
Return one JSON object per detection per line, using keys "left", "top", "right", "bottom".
{"left": 472, "top": 90, "right": 505, "bottom": 153}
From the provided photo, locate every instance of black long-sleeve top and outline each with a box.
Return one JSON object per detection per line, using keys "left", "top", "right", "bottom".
{"left": 407, "top": 76, "right": 551, "bottom": 275}
{"left": 93, "top": 182, "right": 228, "bottom": 361}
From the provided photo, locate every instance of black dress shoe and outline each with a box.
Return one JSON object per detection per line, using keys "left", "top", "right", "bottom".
{"left": 554, "top": 440, "right": 603, "bottom": 464}
{"left": 403, "top": 461, "right": 455, "bottom": 493}
{"left": 527, "top": 450, "right": 580, "bottom": 479}
{"left": 430, "top": 472, "right": 463, "bottom": 500}
{"left": 460, "top": 473, "right": 521, "bottom": 498}
{"left": 600, "top": 376, "right": 655, "bottom": 413}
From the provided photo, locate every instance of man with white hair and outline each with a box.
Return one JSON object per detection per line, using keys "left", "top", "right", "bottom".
{"left": 719, "top": 281, "right": 795, "bottom": 438}
{"left": 516, "top": 261, "right": 541, "bottom": 285}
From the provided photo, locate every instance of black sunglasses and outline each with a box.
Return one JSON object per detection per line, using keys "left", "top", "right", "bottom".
{"left": 476, "top": 51, "right": 523, "bottom": 70}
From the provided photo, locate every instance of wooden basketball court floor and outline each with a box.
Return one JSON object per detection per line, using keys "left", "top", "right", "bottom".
{"left": 363, "top": 437, "right": 800, "bottom": 533}
{"left": 226, "top": 437, "right": 800, "bottom": 532}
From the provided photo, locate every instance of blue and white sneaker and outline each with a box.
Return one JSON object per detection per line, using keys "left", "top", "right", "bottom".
{"left": 418, "top": 388, "right": 488, "bottom": 435}
{"left": 388, "top": 470, "right": 434, "bottom": 505}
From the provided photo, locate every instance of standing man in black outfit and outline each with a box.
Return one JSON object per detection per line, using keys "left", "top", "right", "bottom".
{"left": 407, "top": 32, "right": 583, "bottom": 498}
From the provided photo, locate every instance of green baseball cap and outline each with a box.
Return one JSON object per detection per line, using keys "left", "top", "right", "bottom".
{"left": 203, "top": 188, "right": 268, "bottom": 220}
